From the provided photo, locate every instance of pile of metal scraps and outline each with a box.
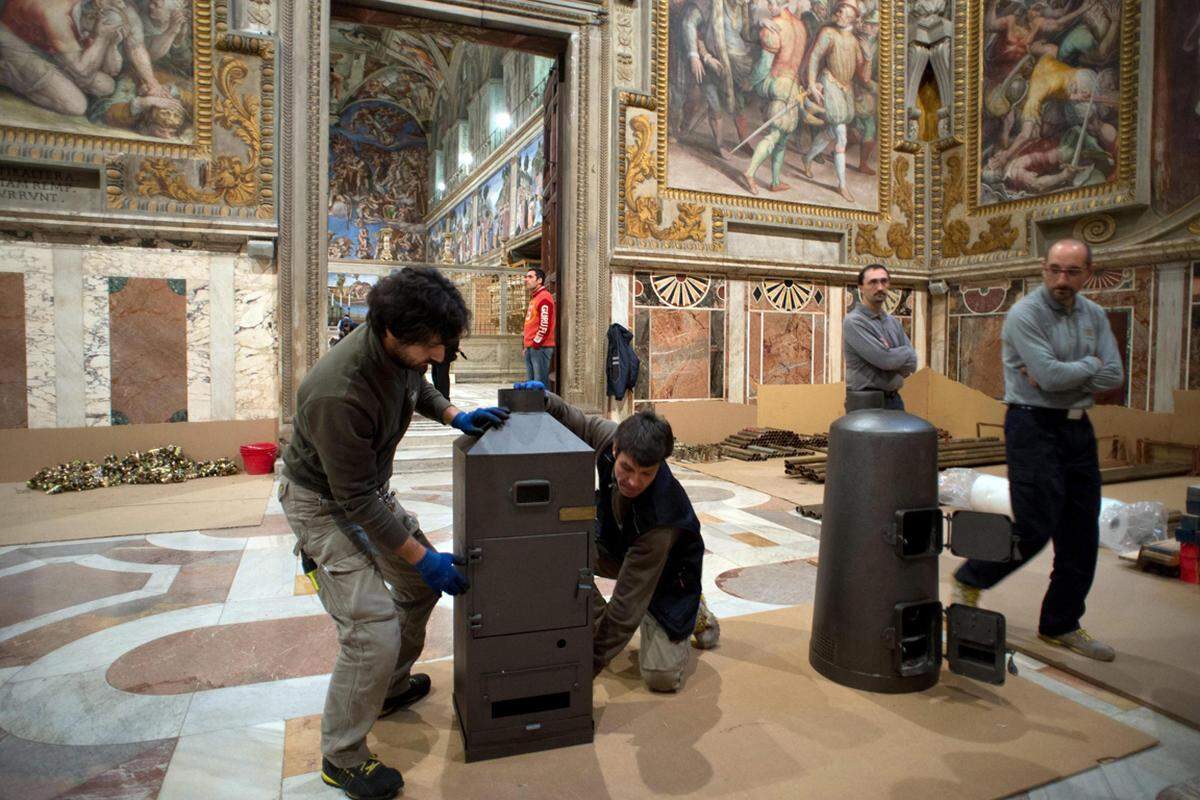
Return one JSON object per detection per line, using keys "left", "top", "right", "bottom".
{"left": 27, "top": 445, "right": 239, "bottom": 494}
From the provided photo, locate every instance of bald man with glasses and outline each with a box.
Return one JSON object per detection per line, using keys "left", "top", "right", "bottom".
{"left": 952, "top": 238, "right": 1124, "bottom": 662}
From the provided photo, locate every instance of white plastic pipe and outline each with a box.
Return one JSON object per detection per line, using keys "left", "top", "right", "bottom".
{"left": 953, "top": 471, "right": 1137, "bottom": 551}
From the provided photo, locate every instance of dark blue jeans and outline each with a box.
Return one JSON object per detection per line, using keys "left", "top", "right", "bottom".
{"left": 954, "top": 406, "right": 1101, "bottom": 636}
{"left": 525, "top": 346, "right": 553, "bottom": 383}
{"left": 882, "top": 391, "right": 905, "bottom": 411}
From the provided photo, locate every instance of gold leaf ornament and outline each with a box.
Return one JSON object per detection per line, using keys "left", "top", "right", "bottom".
{"left": 135, "top": 57, "right": 262, "bottom": 207}
{"left": 624, "top": 115, "right": 707, "bottom": 243}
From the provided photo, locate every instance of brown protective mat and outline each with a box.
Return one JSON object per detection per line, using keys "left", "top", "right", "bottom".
{"left": 677, "top": 458, "right": 826, "bottom": 506}
{"left": 0, "top": 474, "right": 275, "bottom": 545}
{"left": 283, "top": 605, "right": 1156, "bottom": 798}
{"left": 940, "top": 544, "right": 1200, "bottom": 731}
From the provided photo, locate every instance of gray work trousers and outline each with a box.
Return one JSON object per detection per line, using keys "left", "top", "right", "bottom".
{"left": 278, "top": 477, "right": 439, "bottom": 768}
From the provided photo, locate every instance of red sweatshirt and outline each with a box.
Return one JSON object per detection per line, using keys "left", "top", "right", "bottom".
{"left": 523, "top": 286, "right": 556, "bottom": 348}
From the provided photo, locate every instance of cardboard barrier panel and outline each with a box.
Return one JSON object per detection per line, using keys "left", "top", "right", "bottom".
{"left": 0, "top": 473, "right": 276, "bottom": 545}
{"left": 653, "top": 400, "right": 759, "bottom": 445}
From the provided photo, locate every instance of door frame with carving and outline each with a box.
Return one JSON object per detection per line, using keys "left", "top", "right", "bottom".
{"left": 278, "top": 0, "right": 610, "bottom": 427}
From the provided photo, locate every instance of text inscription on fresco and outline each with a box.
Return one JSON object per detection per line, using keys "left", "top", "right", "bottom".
{"left": 0, "top": 162, "right": 100, "bottom": 211}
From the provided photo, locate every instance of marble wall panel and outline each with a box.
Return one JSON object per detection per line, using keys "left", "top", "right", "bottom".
{"left": 748, "top": 309, "right": 762, "bottom": 390}
{"left": 813, "top": 315, "right": 826, "bottom": 384}
{"left": 109, "top": 278, "right": 188, "bottom": 425}
{"left": 750, "top": 313, "right": 825, "bottom": 398}
{"left": 187, "top": 281, "right": 212, "bottom": 422}
{"left": 633, "top": 307, "right": 650, "bottom": 401}
{"left": 950, "top": 315, "right": 1007, "bottom": 400}
{"left": 0, "top": 272, "right": 27, "bottom": 428}
{"left": 648, "top": 309, "right": 710, "bottom": 400}
{"left": 1082, "top": 268, "right": 1154, "bottom": 410}
{"left": 0, "top": 246, "right": 56, "bottom": 428}
{"left": 82, "top": 270, "right": 112, "bottom": 426}
{"left": 710, "top": 310, "right": 725, "bottom": 399}
{"left": 234, "top": 273, "right": 278, "bottom": 420}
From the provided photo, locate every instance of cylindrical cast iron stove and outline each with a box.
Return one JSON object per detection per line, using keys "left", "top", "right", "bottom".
{"left": 810, "top": 409, "right": 942, "bottom": 693}
{"left": 453, "top": 388, "right": 596, "bottom": 761}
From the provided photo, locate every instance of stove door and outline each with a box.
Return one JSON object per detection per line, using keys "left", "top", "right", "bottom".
{"left": 468, "top": 531, "right": 591, "bottom": 638}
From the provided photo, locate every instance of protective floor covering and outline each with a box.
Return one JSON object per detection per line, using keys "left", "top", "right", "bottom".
{"left": 941, "top": 545, "right": 1200, "bottom": 732}
{"left": 0, "top": 474, "right": 274, "bottom": 545}
{"left": 282, "top": 604, "right": 1155, "bottom": 799}
{"left": 676, "top": 458, "right": 826, "bottom": 507}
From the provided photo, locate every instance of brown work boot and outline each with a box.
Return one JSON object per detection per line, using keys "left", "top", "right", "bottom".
{"left": 692, "top": 595, "right": 721, "bottom": 650}
{"left": 1037, "top": 628, "right": 1116, "bottom": 662}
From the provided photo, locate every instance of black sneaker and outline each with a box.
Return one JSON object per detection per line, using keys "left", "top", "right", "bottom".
{"left": 379, "top": 673, "right": 431, "bottom": 718}
{"left": 321, "top": 755, "right": 404, "bottom": 800}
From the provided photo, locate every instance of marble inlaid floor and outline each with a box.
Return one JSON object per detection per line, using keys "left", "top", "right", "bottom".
{"left": 1, "top": 463, "right": 1197, "bottom": 799}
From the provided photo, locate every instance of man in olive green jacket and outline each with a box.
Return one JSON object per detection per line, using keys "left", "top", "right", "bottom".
{"left": 280, "top": 267, "right": 507, "bottom": 800}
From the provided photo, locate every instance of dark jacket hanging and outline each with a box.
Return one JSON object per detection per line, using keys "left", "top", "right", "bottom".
{"left": 606, "top": 323, "right": 640, "bottom": 400}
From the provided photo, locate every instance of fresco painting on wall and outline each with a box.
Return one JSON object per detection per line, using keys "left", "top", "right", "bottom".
{"left": 328, "top": 100, "right": 428, "bottom": 262}
{"left": 327, "top": 272, "right": 380, "bottom": 326}
{"left": 978, "top": 0, "right": 1123, "bottom": 206}
{"left": 474, "top": 164, "right": 511, "bottom": 257}
{"left": 0, "top": 0, "right": 195, "bottom": 143}
{"left": 665, "top": 0, "right": 881, "bottom": 211}
{"left": 513, "top": 134, "right": 544, "bottom": 235}
{"left": 1151, "top": 0, "right": 1200, "bottom": 215}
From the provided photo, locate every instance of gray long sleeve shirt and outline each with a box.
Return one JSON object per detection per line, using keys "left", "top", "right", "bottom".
{"left": 842, "top": 304, "right": 918, "bottom": 392}
{"left": 281, "top": 323, "right": 452, "bottom": 552}
{"left": 1002, "top": 285, "right": 1124, "bottom": 409}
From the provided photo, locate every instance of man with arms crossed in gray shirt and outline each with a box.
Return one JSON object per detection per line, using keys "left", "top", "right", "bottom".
{"left": 843, "top": 263, "right": 918, "bottom": 409}
{"left": 953, "top": 238, "right": 1123, "bottom": 661}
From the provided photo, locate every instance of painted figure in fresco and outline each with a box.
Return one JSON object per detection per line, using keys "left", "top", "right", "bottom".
{"left": 798, "top": 1, "right": 866, "bottom": 203}
{"left": 742, "top": 0, "right": 810, "bottom": 194}
{"left": 987, "top": 56, "right": 1115, "bottom": 177}
{"left": 1186, "top": 10, "right": 1200, "bottom": 118}
{"left": 355, "top": 226, "right": 372, "bottom": 260}
{"left": 329, "top": 236, "right": 352, "bottom": 260}
{"left": 0, "top": 0, "right": 183, "bottom": 121}
{"left": 679, "top": 0, "right": 757, "bottom": 157}
{"left": 982, "top": 127, "right": 1103, "bottom": 194}
{"left": 984, "top": 1, "right": 1097, "bottom": 72}
{"left": 852, "top": 8, "right": 880, "bottom": 175}
{"left": 375, "top": 227, "right": 398, "bottom": 261}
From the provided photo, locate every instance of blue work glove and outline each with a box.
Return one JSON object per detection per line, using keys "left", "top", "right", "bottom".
{"left": 513, "top": 381, "right": 545, "bottom": 391}
{"left": 451, "top": 406, "right": 509, "bottom": 436}
{"left": 416, "top": 549, "right": 470, "bottom": 595}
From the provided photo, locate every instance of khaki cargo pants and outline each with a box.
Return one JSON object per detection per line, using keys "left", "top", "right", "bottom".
{"left": 278, "top": 477, "right": 439, "bottom": 768}
{"left": 594, "top": 546, "right": 714, "bottom": 693}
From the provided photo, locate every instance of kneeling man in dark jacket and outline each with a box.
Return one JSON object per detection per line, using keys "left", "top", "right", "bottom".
{"left": 518, "top": 382, "right": 720, "bottom": 691}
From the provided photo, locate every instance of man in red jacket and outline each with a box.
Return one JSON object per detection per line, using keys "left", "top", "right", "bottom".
{"left": 522, "top": 267, "right": 556, "bottom": 383}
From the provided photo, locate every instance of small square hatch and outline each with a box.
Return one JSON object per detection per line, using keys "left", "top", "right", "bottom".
{"left": 945, "top": 604, "right": 1007, "bottom": 685}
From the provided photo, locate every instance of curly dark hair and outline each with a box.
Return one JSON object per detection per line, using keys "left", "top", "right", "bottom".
{"left": 614, "top": 409, "right": 675, "bottom": 467}
{"left": 367, "top": 267, "right": 470, "bottom": 345}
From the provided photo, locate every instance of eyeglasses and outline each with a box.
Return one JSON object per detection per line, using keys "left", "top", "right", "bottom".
{"left": 1043, "top": 267, "right": 1087, "bottom": 279}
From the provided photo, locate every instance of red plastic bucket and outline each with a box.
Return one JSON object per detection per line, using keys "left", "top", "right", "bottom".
{"left": 240, "top": 442, "right": 278, "bottom": 475}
